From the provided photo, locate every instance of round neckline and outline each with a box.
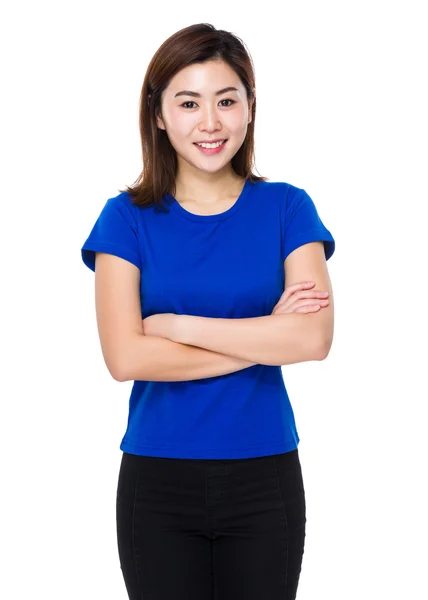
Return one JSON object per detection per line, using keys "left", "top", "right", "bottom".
{"left": 165, "top": 178, "right": 252, "bottom": 222}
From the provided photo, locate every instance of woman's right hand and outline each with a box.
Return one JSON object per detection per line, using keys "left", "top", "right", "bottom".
{"left": 272, "top": 281, "right": 330, "bottom": 315}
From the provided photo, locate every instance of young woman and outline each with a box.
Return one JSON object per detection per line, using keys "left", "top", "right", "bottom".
{"left": 81, "top": 23, "right": 335, "bottom": 600}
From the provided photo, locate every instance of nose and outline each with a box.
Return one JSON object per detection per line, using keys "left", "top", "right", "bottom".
{"left": 198, "top": 105, "right": 222, "bottom": 132}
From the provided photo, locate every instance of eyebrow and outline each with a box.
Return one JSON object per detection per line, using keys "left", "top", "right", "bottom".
{"left": 174, "top": 86, "right": 239, "bottom": 98}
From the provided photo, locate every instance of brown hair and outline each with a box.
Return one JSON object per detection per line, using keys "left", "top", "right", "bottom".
{"left": 118, "top": 23, "right": 268, "bottom": 212}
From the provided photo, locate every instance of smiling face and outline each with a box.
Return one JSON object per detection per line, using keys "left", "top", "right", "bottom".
{"left": 155, "top": 60, "right": 254, "bottom": 177}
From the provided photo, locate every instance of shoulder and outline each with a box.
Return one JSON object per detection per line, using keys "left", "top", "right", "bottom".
{"left": 102, "top": 190, "right": 142, "bottom": 225}
{"left": 107, "top": 189, "right": 136, "bottom": 210}
{"left": 257, "top": 180, "right": 309, "bottom": 209}
{"left": 256, "top": 179, "right": 305, "bottom": 196}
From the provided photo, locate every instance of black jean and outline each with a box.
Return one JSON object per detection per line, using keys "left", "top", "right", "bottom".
{"left": 116, "top": 448, "right": 306, "bottom": 600}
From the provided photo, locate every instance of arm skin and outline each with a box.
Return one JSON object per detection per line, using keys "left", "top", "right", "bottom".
{"left": 118, "top": 334, "right": 257, "bottom": 382}
{"left": 138, "top": 242, "right": 333, "bottom": 371}
{"left": 157, "top": 242, "right": 333, "bottom": 367}
{"left": 168, "top": 312, "right": 325, "bottom": 367}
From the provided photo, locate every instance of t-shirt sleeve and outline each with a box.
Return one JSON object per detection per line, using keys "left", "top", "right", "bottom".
{"left": 81, "top": 194, "right": 142, "bottom": 272}
{"left": 281, "top": 186, "right": 335, "bottom": 262}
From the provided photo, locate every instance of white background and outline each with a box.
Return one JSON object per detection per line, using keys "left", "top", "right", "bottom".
{"left": 1, "top": 1, "right": 427, "bottom": 598}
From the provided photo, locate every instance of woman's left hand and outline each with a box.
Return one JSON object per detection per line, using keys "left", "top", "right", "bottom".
{"left": 142, "top": 313, "right": 180, "bottom": 341}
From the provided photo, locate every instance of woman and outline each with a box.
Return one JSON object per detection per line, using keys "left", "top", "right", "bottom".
{"left": 81, "top": 23, "right": 335, "bottom": 600}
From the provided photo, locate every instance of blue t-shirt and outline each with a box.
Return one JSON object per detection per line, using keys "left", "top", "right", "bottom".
{"left": 81, "top": 179, "right": 335, "bottom": 459}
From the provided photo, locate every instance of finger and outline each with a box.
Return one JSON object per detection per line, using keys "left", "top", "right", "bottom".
{"left": 273, "top": 302, "right": 322, "bottom": 315}
{"left": 286, "top": 281, "right": 315, "bottom": 291}
{"left": 275, "top": 298, "right": 329, "bottom": 314}
{"left": 294, "top": 290, "right": 329, "bottom": 300}
{"left": 296, "top": 298, "right": 329, "bottom": 308}
{"left": 281, "top": 281, "right": 315, "bottom": 297}
{"left": 296, "top": 304, "right": 321, "bottom": 313}
{"left": 277, "top": 281, "right": 316, "bottom": 305}
{"left": 280, "top": 288, "right": 328, "bottom": 305}
{"left": 275, "top": 293, "right": 328, "bottom": 312}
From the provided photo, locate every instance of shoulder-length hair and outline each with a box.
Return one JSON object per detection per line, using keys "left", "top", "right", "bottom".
{"left": 119, "top": 23, "right": 268, "bottom": 212}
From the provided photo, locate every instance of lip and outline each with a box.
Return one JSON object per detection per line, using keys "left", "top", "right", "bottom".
{"left": 194, "top": 138, "right": 228, "bottom": 144}
{"left": 193, "top": 139, "right": 228, "bottom": 155}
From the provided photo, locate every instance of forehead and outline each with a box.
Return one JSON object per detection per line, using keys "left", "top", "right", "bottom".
{"left": 164, "top": 61, "right": 244, "bottom": 98}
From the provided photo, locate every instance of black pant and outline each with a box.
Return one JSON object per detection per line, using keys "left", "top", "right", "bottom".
{"left": 116, "top": 449, "right": 306, "bottom": 600}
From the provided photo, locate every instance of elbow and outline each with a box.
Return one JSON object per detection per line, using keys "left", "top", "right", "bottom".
{"left": 110, "top": 352, "right": 135, "bottom": 382}
{"left": 112, "top": 368, "right": 127, "bottom": 382}
{"left": 108, "top": 332, "right": 146, "bottom": 382}
{"left": 106, "top": 360, "right": 127, "bottom": 382}
{"left": 103, "top": 345, "right": 133, "bottom": 383}
{"left": 99, "top": 346, "right": 127, "bottom": 381}
{"left": 316, "top": 335, "right": 333, "bottom": 361}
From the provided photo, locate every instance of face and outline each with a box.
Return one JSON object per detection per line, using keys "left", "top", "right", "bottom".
{"left": 155, "top": 60, "right": 254, "bottom": 176}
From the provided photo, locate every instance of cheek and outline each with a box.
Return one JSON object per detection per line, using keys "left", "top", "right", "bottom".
{"left": 225, "top": 109, "right": 248, "bottom": 131}
{"left": 170, "top": 114, "right": 197, "bottom": 138}
{"left": 161, "top": 106, "right": 186, "bottom": 129}
{"left": 162, "top": 118, "right": 192, "bottom": 145}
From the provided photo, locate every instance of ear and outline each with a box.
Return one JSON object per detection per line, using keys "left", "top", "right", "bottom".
{"left": 156, "top": 116, "right": 165, "bottom": 130}
{"left": 148, "top": 95, "right": 165, "bottom": 130}
{"left": 155, "top": 109, "right": 166, "bottom": 131}
{"left": 248, "top": 93, "right": 255, "bottom": 124}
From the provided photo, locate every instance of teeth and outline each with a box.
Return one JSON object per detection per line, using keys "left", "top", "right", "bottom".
{"left": 196, "top": 140, "right": 226, "bottom": 149}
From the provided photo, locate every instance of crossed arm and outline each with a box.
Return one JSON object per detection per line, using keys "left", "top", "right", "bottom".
{"left": 143, "top": 242, "right": 334, "bottom": 367}
{"left": 145, "top": 312, "right": 325, "bottom": 366}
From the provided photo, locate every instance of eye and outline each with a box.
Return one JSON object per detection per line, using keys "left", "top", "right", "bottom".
{"left": 180, "top": 99, "right": 236, "bottom": 109}
{"left": 219, "top": 99, "right": 235, "bottom": 107}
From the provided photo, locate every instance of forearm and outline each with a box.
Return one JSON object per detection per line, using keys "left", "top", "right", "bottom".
{"left": 173, "top": 313, "right": 324, "bottom": 366}
{"left": 117, "top": 333, "right": 257, "bottom": 382}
